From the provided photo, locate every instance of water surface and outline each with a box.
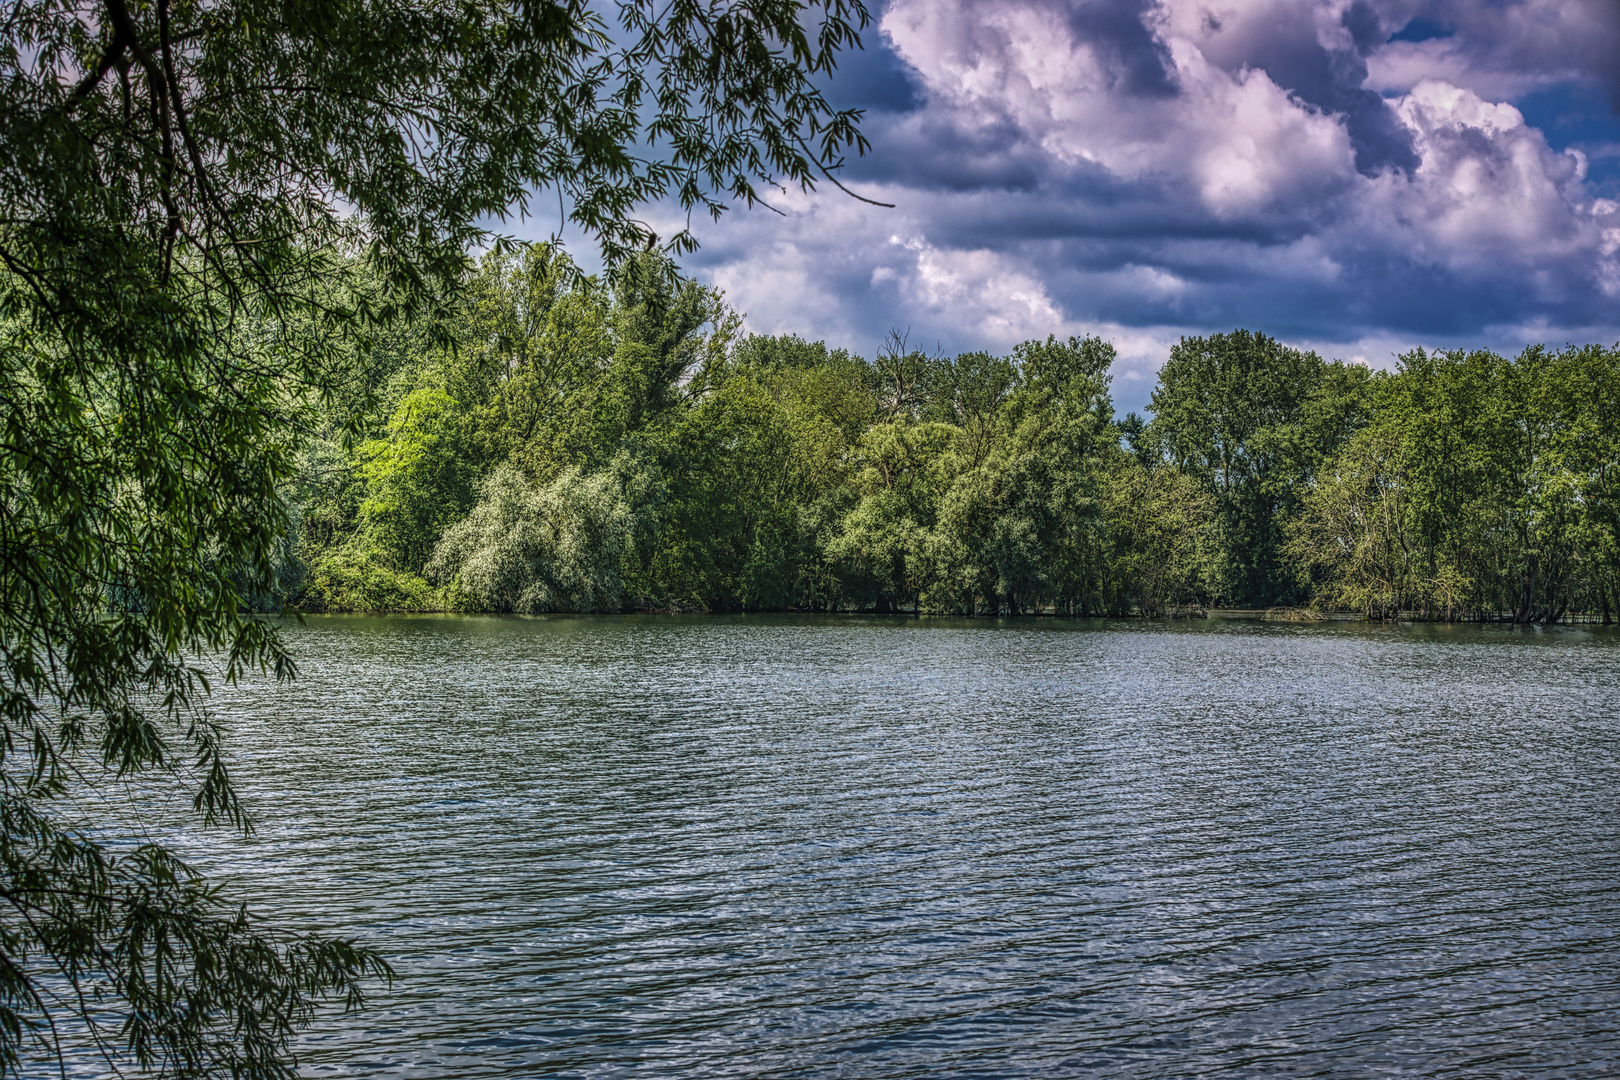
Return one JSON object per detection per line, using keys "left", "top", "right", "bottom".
{"left": 189, "top": 616, "right": 1620, "bottom": 1076}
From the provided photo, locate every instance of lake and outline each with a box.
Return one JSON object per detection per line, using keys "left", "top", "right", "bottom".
{"left": 174, "top": 616, "right": 1620, "bottom": 1076}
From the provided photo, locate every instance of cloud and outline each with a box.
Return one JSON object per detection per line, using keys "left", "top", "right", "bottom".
{"left": 660, "top": 0, "right": 1620, "bottom": 410}
{"left": 1187, "top": 0, "right": 1420, "bottom": 174}
{"left": 1367, "top": 0, "right": 1620, "bottom": 102}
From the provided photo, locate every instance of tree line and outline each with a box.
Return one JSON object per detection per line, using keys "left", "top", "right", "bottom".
{"left": 291, "top": 246, "right": 1620, "bottom": 624}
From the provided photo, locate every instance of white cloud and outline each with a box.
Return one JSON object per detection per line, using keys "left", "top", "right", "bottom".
{"left": 671, "top": 0, "right": 1620, "bottom": 410}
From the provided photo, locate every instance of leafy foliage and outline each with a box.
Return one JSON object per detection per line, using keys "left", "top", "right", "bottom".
{"left": 1292, "top": 346, "right": 1620, "bottom": 621}
{"left": 1149, "top": 330, "right": 1370, "bottom": 605}
{"left": 1, "top": 0, "right": 874, "bottom": 1071}
{"left": 429, "top": 454, "right": 661, "bottom": 613}
{"left": 294, "top": 267, "right": 1620, "bottom": 626}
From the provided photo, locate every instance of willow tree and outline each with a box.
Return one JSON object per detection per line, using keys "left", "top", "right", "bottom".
{"left": 0, "top": 0, "right": 871, "bottom": 1074}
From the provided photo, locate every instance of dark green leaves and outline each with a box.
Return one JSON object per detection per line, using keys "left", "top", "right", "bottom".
{"left": 2, "top": 0, "right": 870, "bottom": 1073}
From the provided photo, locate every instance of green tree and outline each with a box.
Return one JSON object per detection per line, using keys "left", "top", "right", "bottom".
{"left": 447, "top": 243, "right": 616, "bottom": 475}
{"left": 1288, "top": 345, "right": 1617, "bottom": 623}
{"left": 757, "top": 345, "right": 876, "bottom": 607}
{"left": 1547, "top": 345, "right": 1620, "bottom": 621}
{"left": 923, "top": 350, "right": 1016, "bottom": 468}
{"left": 595, "top": 255, "right": 739, "bottom": 452}
{"left": 984, "top": 335, "right": 1116, "bottom": 615}
{"left": 640, "top": 378, "right": 787, "bottom": 608}
{"left": 0, "top": 0, "right": 873, "bottom": 1072}
{"left": 355, "top": 386, "right": 481, "bottom": 573}
{"left": 910, "top": 336, "right": 1116, "bottom": 616}
{"left": 1289, "top": 422, "right": 1439, "bottom": 619}
{"left": 1099, "top": 458, "right": 1217, "bottom": 616}
{"left": 834, "top": 420, "right": 959, "bottom": 610}
{"left": 427, "top": 453, "right": 662, "bottom": 613}
{"left": 1150, "top": 330, "right": 1367, "bottom": 605}
{"left": 1388, "top": 347, "right": 1597, "bottom": 621}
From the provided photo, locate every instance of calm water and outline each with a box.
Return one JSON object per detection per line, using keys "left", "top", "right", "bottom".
{"left": 155, "top": 617, "right": 1620, "bottom": 1075}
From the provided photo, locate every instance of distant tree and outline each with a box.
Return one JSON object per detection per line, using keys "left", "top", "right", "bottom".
{"left": 1548, "top": 345, "right": 1620, "bottom": 621}
{"left": 1100, "top": 459, "right": 1217, "bottom": 616}
{"left": 924, "top": 351, "right": 1017, "bottom": 468}
{"left": 428, "top": 454, "right": 661, "bottom": 613}
{"left": 835, "top": 421, "right": 958, "bottom": 610}
{"left": 873, "top": 330, "right": 937, "bottom": 421}
{"left": 915, "top": 336, "right": 1117, "bottom": 616}
{"left": 356, "top": 387, "right": 482, "bottom": 574}
{"left": 448, "top": 243, "right": 616, "bottom": 473}
{"left": 1150, "top": 330, "right": 1368, "bottom": 606}
{"left": 1114, "top": 411, "right": 1158, "bottom": 469}
{"left": 1293, "top": 346, "right": 1613, "bottom": 622}
{"left": 990, "top": 335, "right": 1117, "bottom": 615}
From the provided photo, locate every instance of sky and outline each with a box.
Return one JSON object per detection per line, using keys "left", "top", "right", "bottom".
{"left": 552, "top": 0, "right": 1620, "bottom": 412}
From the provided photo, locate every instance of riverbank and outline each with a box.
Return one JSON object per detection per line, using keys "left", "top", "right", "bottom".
{"left": 287, "top": 600, "right": 1617, "bottom": 625}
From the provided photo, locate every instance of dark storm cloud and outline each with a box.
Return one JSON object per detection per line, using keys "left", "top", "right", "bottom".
{"left": 1196, "top": 1, "right": 1420, "bottom": 175}
{"left": 1065, "top": 0, "right": 1180, "bottom": 97}
{"left": 822, "top": 25, "right": 925, "bottom": 114}
{"left": 1039, "top": 228, "right": 1611, "bottom": 339}
{"left": 1340, "top": 1, "right": 1387, "bottom": 53}
{"left": 1423, "top": 0, "right": 1620, "bottom": 101}
{"left": 850, "top": 111, "right": 1053, "bottom": 191}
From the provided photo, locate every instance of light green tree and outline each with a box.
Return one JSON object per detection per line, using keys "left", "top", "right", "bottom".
{"left": 427, "top": 453, "right": 663, "bottom": 613}
{"left": 1099, "top": 459, "right": 1218, "bottom": 616}
{"left": 1548, "top": 345, "right": 1620, "bottom": 620}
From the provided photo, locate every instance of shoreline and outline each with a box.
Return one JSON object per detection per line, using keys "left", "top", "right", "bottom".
{"left": 279, "top": 606, "right": 1618, "bottom": 626}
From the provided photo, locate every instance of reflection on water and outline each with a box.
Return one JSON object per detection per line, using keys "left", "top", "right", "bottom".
{"left": 152, "top": 617, "right": 1620, "bottom": 1075}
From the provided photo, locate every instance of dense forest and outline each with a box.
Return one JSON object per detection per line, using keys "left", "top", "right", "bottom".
{"left": 287, "top": 245, "right": 1620, "bottom": 624}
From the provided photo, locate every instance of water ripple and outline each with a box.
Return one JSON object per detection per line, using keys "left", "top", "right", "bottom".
{"left": 125, "top": 616, "right": 1620, "bottom": 1077}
